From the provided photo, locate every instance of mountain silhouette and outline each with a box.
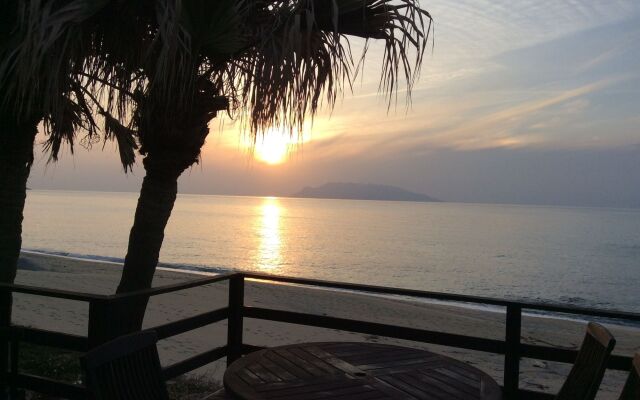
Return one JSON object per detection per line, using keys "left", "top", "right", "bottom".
{"left": 292, "top": 182, "right": 440, "bottom": 202}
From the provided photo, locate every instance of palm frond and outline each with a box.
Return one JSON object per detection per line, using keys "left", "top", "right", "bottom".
{"left": 102, "top": 111, "right": 138, "bottom": 172}
{"left": 222, "top": 0, "right": 431, "bottom": 141}
{"left": 82, "top": 1, "right": 154, "bottom": 121}
{"left": 42, "top": 91, "right": 92, "bottom": 162}
{"left": 150, "top": 0, "right": 197, "bottom": 115}
{"left": 0, "top": 0, "right": 151, "bottom": 170}
{"left": 0, "top": 0, "right": 108, "bottom": 119}
{"left": 308, "top": 0, "right": 432, "bottom": 104}
{"left": 180, "top": 0, "right": 250, "bottom": 57}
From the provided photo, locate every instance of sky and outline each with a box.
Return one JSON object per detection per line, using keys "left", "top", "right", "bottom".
{"left": 28, "top": 1, "right": 640, "bottom": 208}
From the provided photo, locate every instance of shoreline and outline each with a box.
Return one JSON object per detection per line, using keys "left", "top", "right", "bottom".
{"left": 21, "top": 249, "right": 227, "bottom": 276}
{"left": 21, "top": 248, "right": 639, "bottom": 329}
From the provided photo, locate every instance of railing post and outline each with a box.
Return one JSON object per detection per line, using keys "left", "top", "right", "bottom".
{"left": 227, "top": 275, "right": 245, "bottom": 366}
{"left": 8, "top": 332, "right": 18, "bottom": 400}
{"left": 0, "top": 327, "right": 20, "bottom": 400}
{"left": 0, "top": 335, "right": 6, "bottom": 400}
{"left": 0, "top": 328, "right": 8, "bottom": 400}
{"left": 504, "top": 305, "right": 522, "bottom": 399}
{"left": 0, "top": 288, "right": 10, "bottom": 400}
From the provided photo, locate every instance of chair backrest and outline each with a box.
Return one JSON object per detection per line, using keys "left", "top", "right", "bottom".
{"left": 82, "top": 330, "right": 169, "bottom": 400}
{"left": 619, "top": 353, "right": 640, "bottom": 400}
{"left": 556, "top": 322, "right": 616, "bottom": 400}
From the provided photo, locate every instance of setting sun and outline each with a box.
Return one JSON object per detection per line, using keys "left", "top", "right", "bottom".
{"left": 254, "top": 135, "right": 290, "bottom": 165}
{"left": 252, "top": 127, "right": 312, "bottom": 165}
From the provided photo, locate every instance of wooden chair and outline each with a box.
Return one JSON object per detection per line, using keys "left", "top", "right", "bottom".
{"left": 556, "top": 322, "right": 616, "bottom": 400}
{"left": 82, "top": 330, "right": 170, "bottom": 400}
{"left": 83, "top": 330, "right": 235, "bottom": 400}
{"left": 619, "top": 353, "right": 640, "bottom": 400}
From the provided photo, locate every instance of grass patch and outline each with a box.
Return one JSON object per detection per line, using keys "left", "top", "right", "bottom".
{"left": 166, "top": 376, "right": 222, "bottom": 399}
{"left": 18, "top": 343, "right": 82, "bottom": 384}
{"left": 14, "top": 343, "right": 222, "bottom": 399}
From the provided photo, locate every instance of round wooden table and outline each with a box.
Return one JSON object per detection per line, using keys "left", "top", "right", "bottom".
{"left": 224, "top": 342, "right": 502, "bottom": 399}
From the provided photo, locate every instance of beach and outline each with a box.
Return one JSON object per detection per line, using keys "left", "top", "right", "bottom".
{"left": 13, "top": 251, "right": 639, "bottom": 399}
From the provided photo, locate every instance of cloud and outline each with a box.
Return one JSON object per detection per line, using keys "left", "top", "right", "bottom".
{"left": 316, "top": 78, "right": 620, "bottom": 160}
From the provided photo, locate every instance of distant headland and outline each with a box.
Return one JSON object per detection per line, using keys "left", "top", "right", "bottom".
{"left": 291, "top": 182, "right": 440, "bottom": 203}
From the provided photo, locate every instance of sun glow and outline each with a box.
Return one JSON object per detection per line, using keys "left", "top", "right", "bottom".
{"left": 251, "top": 126, "right": 312, "bottom": 165}
{"left": 255, "top": 135, "right": 290, "bottom": 165}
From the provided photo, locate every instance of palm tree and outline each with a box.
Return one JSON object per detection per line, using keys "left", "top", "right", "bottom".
{"left": 0, "top": 2, "right": 144, "bottom": 378}
{"left": 112, "top": 0, "right": 432, "bottom": 333}
{"left": 1, "top": 0, "right": 97, "bottom": 331}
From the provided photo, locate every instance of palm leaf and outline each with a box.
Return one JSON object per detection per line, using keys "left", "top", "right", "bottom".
{"left": 0, "top": 0, "right": 108, "bottom": 118}
{"left": 180, "top": 0, "right": 249, "bottom": 56}
{"left": 1, "top": 0, "right": 151, "bottom": 171}
{"left": 102, "top": 111, "right": 138, "bottom": 172}
{"left": 224, "top": 0, "right": 432, "bottom": 140}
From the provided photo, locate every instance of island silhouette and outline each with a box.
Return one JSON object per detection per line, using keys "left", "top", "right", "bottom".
{"left": 292, "top": 182, "right": 440, "bottom": 203}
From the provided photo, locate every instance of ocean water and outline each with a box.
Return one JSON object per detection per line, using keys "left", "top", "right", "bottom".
{"left": 21, "top": 190, "right": 640, "bottom": 313}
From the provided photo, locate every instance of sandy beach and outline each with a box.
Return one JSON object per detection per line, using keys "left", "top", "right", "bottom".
{"left": 12, "top": 251, "right": 639, "bottom": 399}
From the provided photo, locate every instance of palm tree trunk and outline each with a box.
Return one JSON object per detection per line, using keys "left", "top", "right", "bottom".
{"left": 110, "top": 77, "right": 220, "bottom": 338}
{"left": 0, "top": 113, "right": 38, "bottom": 396}
{"left": 0, "top": 117, "right": 37, "bottom": 320}
{"left": 112, "top": 154, "right": 183, "bottom": 335}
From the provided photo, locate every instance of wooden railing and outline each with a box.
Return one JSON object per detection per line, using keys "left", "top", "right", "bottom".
{"left": 1, "top": 272, "right": 639, "bottom": 399}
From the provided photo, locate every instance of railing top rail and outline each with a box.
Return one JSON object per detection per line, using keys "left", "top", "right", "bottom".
{"left": 3, "top": 270, "right": 639, "bottom": 322}
{"left": 242, "top": 272, "right": 640, "bottom": 322}
{"left": 0, "top": 273, "right": 237, "bottom": 302}
{"left": 109, "top": 272, "right": 237, "bottom": 300}
{"left": 0, "top": 282, "right": 109, "bottom": 302}
{"left": 523, "top": 302, "right": 640, "bottom": 321}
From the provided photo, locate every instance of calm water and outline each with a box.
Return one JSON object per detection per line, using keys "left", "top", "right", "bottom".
{"left": 22, "top": 190, "right": 640, "bottom": 312}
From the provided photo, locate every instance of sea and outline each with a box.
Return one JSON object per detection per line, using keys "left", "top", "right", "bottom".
{"left": 21, "top": 190, "right": 640, "bottom": 314}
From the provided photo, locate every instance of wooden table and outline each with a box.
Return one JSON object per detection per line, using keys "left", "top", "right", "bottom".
{"left": 224, "top": 342, "right": 502, "bottom": 399}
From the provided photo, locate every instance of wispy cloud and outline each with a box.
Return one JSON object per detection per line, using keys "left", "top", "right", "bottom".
{"left": 295, "top": 73, "right": 629, "bottom": 163}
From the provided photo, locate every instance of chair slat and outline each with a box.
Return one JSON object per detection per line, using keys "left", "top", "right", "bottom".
{"left": 619, "top": 353, "right": 640, "bottom": 400}
{"left": 556, "top": 322, "right": 616, "bottom": 400}
{"left": 82, "top": 330, "right": 170, "bottom": 400}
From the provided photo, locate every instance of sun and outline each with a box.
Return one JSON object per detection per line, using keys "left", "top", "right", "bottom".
{"left": 252, "top": 127, "right": 312, "bottom": 165}
{"left": 245, "top": 124, "right": 314, "bottom": 165}
{"left": 254, "top": 134, "right": 290, "bottom": 165}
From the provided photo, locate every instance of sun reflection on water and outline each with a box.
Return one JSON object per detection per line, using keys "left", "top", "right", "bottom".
{"left": 256, "top": 197, "right": 283, "bottom": 272}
